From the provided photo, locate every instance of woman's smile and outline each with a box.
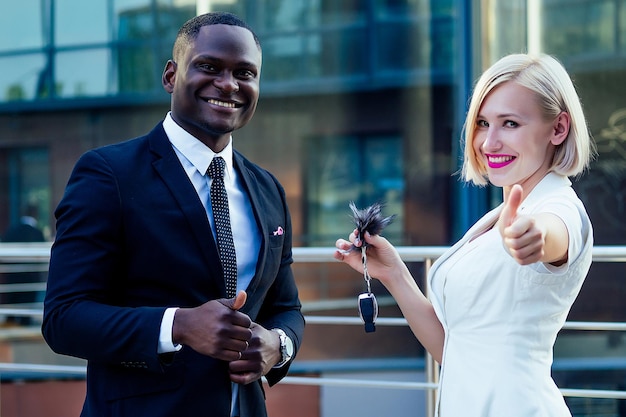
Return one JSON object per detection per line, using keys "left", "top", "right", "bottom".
{"left": 486, "top": 154, "right": 516, "bottom": 168}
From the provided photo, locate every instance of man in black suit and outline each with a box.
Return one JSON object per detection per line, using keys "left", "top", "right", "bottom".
{"left": 43, "top": 12, "right": 304, "bottom": 417}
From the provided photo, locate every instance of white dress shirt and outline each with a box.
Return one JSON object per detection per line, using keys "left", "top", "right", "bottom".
{"left": 157, "top": 112, "right": 261, "bottom": 351}
{"left": 160, "top": 112, "right": 262, "bottom": 417}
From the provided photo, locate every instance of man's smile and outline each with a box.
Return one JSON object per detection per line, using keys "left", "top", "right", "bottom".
{"left": 206, "top": 98, "right": 240, "bottom": 108}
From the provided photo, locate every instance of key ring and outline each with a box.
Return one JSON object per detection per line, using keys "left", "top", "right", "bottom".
{"left": 361, "top": 246, "right": 372, "bottom": 294}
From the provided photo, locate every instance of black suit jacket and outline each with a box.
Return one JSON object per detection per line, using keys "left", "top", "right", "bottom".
{"left": 43, "top": 123, "right": 305, "bottom": 417}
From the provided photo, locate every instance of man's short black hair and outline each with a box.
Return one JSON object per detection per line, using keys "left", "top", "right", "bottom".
{"left": 172, "top": 12, "right": 261, "bottom": 61}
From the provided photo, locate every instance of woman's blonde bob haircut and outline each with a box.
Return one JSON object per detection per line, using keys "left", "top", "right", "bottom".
{"left": 461, "top": 53, "right": 595, "bottom": 186}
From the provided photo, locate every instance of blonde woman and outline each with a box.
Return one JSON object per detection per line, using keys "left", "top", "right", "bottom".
{"left": 335, "top": 53, "right": 595, "bottom": 416}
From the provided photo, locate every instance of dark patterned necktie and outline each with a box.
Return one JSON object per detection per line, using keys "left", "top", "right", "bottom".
{"left": 207, "top": 156, "right": 237, "bottom": 298}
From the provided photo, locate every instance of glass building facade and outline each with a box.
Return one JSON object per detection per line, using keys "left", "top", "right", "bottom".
{"left": 0, "top": 0, "right": 625, "bottom": 415}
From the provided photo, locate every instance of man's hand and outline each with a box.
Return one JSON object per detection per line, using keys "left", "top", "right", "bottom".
{"left": 228, "top": 323, "right": 282, "bottom": 385}
{"left": 172, "top": 291, "right": 252, "bottom": 361}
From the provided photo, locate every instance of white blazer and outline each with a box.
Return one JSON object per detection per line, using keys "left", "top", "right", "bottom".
{"left": 428, "top": 172, "right": 593, "bottom": 417}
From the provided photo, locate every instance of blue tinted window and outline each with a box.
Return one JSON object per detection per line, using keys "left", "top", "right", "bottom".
{"left": 306, "top": 135, "right": 404, "bottom": 246}
{"left": 55, "top": 49, "right": 111, "bottom": 97}
{"left": 0, "top": 0, "right": 43, "bottom": 51}
{"left": 55, "top": 0, "right": 109, "bottom": 46}
{"left": 0, "top": 54, "right": 47, "bottom": 101}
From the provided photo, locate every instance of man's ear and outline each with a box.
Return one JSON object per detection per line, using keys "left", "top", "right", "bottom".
{"left": 551, "top": 111, "right": 570, "bottom": 146}
{"left": 162, "top": 60, "right": 177, "bottom": 94}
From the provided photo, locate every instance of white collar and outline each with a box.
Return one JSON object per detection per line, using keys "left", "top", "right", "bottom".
{"left": 517, "top": 172, "right": 571, "bottom": 212}
{"left": 163, "top": 112, "right": 234, "bottom": 178}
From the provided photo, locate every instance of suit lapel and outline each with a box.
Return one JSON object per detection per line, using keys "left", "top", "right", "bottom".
{"left": 232, "top": 151, "right": 268, "bottom": 295}
{"left": 148, "top": 124, "right": 223, "bottom": 281}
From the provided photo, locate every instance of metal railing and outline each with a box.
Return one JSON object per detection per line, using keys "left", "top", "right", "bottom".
{"left": 0, "top": 243, "right": 625, "bottom": 416}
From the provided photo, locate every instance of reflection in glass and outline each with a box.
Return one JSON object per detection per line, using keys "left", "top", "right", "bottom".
{"left": 543, "top": 0, "right": 617, "bottom": 58}
{"left": 154, "top": 3, "right": 196, "bottom": 47}
{"left": 116, "top": 0, "right": 154, "bottom": 16}
{"left": 318, "top": 28, "right": 367, "bottom": 78}
{"left": 263, "top": 28, "right": 368, "bottom": 83}
{"left": 256, "top": 0, "right": 366, "bottom": 30}
{"left": 376, "top": 21, "right": 430, "bottom": 73}
{"left": 5, "top": 148, "right": 51, "bottom": 238}
{"left": 306, "top": 135, "right": 404, "bottom": 246}
{"left": 117, "top": 45, "right": 158, "bottom": 93}
{"left": 0, "top": 0, "right": 43, "bottom": 51}
{"left": 257, "top": 0, "right": 309, "bottom": 30}
{"left": 55, "top": 49, "right": 111, "bottom": 97}
{"left": 117, "top": 2, "right": 156, "bottom": 41}
{"left": 55, "top": 0, "right": 109, "bottom": 46}
{"left": 318, "top": 0, "right": 367, "bottom": 25}
{"left": 263, "top": 35, "right": 314, "bottom": 82}
{"left": 203, "top": 0, "right": 245, "bottom": 17}
{"left": 483, "top": 0, "right": 527, "bottom": 61}
{"left": 0, "top": 55, "right": 47, "bottom": 101}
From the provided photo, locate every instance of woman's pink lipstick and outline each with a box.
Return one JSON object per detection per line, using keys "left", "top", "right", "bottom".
{"left": 486, "top": 154, "right": 515, "bottom": 168}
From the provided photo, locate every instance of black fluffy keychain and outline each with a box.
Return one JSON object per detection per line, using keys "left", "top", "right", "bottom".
{"left": 349, "top": 201, "right": 396, "bottom": 333}
{"left": 349, "top": 201, "right": 396, "bottom": 249}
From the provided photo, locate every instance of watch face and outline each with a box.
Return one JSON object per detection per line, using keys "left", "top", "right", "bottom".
{"left": 274, "top": 329, "right": 294, "bottom": 364}
{"left": 285, "top": 337, "right": 294, "bottom": 357}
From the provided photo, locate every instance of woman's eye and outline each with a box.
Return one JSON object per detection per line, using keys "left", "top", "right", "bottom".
{"left": 477, "top": 120, "right": 488, "bottom": 127}
{"left": 504, "top": 120, "right": 518, "bottom": 128}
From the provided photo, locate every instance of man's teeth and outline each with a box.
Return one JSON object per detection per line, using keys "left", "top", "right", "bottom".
{"left": 207, "top": 99, "right": 235, "bottom": 108}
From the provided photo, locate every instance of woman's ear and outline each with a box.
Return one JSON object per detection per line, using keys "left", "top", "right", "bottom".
{"left": 551, "top": 111, "right": 570, "bottom": 146}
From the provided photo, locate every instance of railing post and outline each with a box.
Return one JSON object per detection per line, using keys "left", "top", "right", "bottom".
{"left": 424, "top": 257, "right": 438, "bottom": 417}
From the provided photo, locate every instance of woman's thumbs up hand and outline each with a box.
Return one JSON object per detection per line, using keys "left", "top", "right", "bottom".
{"left": 498, "top": 184, "right": 545, "bottom": 265}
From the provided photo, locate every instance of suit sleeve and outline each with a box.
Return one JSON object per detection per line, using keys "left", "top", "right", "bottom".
{"left": 42, "top": 150, "right": 166, "bottom": 371}
{"left": 250, "top": 174, "right": 305, "bottom": 386}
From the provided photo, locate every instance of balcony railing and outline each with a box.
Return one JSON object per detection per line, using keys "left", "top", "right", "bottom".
{"left": 0, "top": 242, "right": 625, "bottom": 417}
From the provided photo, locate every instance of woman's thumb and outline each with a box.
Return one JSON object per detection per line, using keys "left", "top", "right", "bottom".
{"left": 501, "top": 184, "right": 523, "bottom": 228}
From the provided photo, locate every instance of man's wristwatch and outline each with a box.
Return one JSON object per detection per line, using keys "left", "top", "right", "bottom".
{"left": 272, "top": 328, "right": 294, "bottom": 368}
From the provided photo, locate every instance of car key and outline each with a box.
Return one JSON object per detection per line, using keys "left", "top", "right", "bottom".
{"left": 358, "top": 292, "right": 378, "bottom": 333}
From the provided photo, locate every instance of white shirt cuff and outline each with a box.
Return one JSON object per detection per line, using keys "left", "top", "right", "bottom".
{"left": 158, "top": 307, "right": 183, "bottom": 354}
